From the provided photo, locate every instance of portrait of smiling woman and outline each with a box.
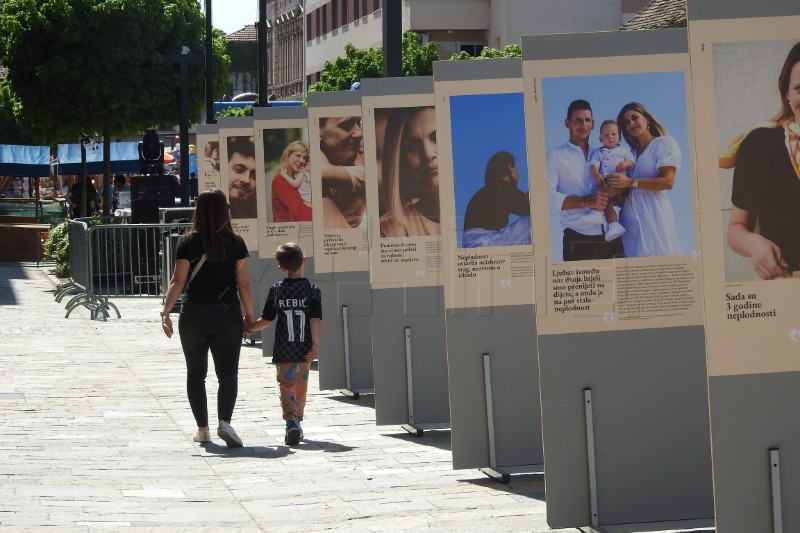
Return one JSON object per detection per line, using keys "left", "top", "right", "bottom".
{"left": 378, "top": 106, "right": 441, "bottom": 238}
{"left": 725, "top": 41, "right": 800, "bottom": 280}
{"left": 226, "top": 136, "right": 257, "bottom": 219}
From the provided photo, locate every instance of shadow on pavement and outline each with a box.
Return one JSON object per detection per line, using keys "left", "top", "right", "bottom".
{"left": 291, "top": 439, "right": 356, "bottom": 453}
{"left": 383, "top": 429, "right": 452, "bottom": 451}
{"left": 199, "top": 442, "right": 291, "bottom": 458}
{"left": 461, "top": 473, "right": 547, "bottom": 502}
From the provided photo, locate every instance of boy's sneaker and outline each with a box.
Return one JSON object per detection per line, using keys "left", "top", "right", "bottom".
{"left": 193, "top": 429, "right": 211, "bottom": 443}
{"left": 605, "top": 221, "right": 626, "bottom": 241}
{"left": 285, "top": 420, "right": 301, "bottom": 446}
{"left": 217, "top": 421, "right": 243, "bottom": 448}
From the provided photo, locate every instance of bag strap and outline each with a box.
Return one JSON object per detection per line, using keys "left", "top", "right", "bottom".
{"left": 186, "top": 254, "right": 206, "bottom": 288}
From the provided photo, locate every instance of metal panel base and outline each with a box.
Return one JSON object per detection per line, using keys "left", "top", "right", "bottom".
{"left": 579, "top": 518, "right": 714, "bottom": 533}
{"left": 479, "top": 464, "right": 545, "bottom": 484}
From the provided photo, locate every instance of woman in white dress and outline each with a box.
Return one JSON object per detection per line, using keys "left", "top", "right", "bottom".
{"left": 604, "top": 102, "right": 682, "bottom": 257}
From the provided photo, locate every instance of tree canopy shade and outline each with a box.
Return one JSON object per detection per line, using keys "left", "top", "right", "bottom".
{"left": 308, "top": 31, "right": 439, "bottom": 93}
{"left": 0, "top": 0, "right": 230, "bottom": 145}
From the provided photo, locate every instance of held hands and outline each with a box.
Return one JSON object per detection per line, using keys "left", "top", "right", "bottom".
{"left": 242, "top": 317, "right": 256, "bottom": 340}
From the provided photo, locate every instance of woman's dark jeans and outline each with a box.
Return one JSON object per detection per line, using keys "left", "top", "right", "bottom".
{"left": 178, "top": 301, "right": 243, "bottom": 428}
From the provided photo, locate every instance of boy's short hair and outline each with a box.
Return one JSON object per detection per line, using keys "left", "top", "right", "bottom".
{"left": 599, "top": 119, "right": 619, "bottom": 133}
{"left": 275, "top": 242, "right": 304, "bottom": 272}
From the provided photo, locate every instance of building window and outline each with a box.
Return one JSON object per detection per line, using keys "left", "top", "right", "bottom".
{"left": 342, "top": 0, "right": 349, "bottom": 25}
{"left": 315, "top": 8, "right": 321, "bottom": 38}
{"left": 460, "top": 44, "right": 485, "bottom": 57}
{"left": 361, "top": 0, "right": 368, "bottom": 16}
{"left": 322, "top": 3, "right": 328, "bottom": 34}
{"left": 332, "top": 0, "right": 339, "bottom": 30}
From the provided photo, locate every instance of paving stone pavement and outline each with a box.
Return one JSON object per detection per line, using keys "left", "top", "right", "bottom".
{"left": 0, "top": 262, "right": 579, "bottom": 532}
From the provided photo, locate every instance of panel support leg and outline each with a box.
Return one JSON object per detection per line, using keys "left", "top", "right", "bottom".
{"left": 401, "top": 327, "right": 423, "bottom": 436}
{"left": 770, "top": 448, "right": 783, "bottom": 533}
{"left": 337, "top": 305, "right": 373, "bottom": 399}
{"left": 479, "top": 353, "right": 510, "bottom": 483}
{"left": 339, "top": 306, "right": 359, "bottom": 399}
{"left": 584, "top": 389, "right": 599, "bottom": 528}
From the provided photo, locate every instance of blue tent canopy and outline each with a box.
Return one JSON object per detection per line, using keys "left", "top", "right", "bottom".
{"left": 0, "top": 144, "right": 50, "bottom": 177}
{"left": 56, "top": 142, "right": 141, "bottom": 175}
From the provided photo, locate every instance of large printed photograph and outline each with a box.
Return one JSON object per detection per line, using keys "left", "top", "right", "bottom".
{"left": 713, "top": 39, "right": 800, "bottom": 283}
{"left": 375, "top": 106, "right": 441, "bottom": 238}
{"left": 541, "top": 71, "right": 694, "bottom": 262}
{"left": 226, "top": 135, "right": 257, "bottom": 220}
{"left": 262, "top": 127, "right": 311, "bottom": 223}
{"left": 450, "top": 92, "right": 531, "bottom": 248}
{"left": 316, "top": 115, "right": 366, "bottom": 230}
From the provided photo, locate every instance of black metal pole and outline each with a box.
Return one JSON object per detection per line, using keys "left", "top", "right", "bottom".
{"left": 382, "top": 0, "right": 402, "bottom": 78}
{"left": 205, "top": 0, "right": 215, "bottom": 123}
{"left": 258, "top": 0, "right": 268, "bottom": 104}
{"left": 80, "top": 138, "right": 87, "bottom": 218}
{"left": 102, "top": 126, "right": 111, "bottom": 216}
{"left": 165, "top": 50, "right": 203, "bottom": 206}
{"left": 179, "top": 59, "right": 190, "bottom": 207}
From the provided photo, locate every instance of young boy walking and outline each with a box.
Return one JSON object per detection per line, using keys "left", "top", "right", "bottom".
{"left": 246, "top": 242, "right": 322, "bottom": 445}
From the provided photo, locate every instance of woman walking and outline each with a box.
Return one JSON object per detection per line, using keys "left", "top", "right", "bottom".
{"left": 161, "top": 189, "right": 254, "bottom": 447}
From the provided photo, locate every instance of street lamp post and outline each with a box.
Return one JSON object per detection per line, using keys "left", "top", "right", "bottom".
{"left": 164, "top": 47, "right": 203, "bottom": 206}
{"left": 205, "top": 0, "right": 215, "bottom": 123}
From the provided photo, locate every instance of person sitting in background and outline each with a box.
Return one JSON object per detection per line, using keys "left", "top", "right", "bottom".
{"left": 68, "top": 177, "right": 99, "bottom": 217}
{"left": 113, "top": 174, "right": 130, "bottom": 211}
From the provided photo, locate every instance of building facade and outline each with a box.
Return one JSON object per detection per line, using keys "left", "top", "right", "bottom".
{"left": 268, "top": 1, "right": 305, "bottom": 100}
{"left": 239, "top": 0, "right": 653, "bottom": 100}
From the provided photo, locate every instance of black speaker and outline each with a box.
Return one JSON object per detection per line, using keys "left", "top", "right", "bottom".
{"left": 138, "top": 129, "right": 165, "bottom": 175}
{"left": 130, "top": 175, "right": 175, "bottom": 223}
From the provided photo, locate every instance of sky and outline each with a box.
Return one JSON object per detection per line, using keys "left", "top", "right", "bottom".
{"left": 450, "top": 92, "right": 529, "bottom": 248}
{"left": 202, "top": 0, "right": 259, "bottom": 35}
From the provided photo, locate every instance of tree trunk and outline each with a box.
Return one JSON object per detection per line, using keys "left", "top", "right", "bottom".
{"left": 102, "top": 125, "right": 111, "bottom": 216}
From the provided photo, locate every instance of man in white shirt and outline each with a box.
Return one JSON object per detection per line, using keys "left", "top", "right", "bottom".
{"left": 546, "top": 99, "right": 624, "bottom": 261}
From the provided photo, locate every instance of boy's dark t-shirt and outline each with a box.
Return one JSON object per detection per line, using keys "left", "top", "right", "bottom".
{"left": 262, "top": 277, "right": 322, "bottom": 363}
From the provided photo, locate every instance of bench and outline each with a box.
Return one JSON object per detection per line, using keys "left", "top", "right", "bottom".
{"left": 0, "top": 216, "right": 50, "bottom": 262}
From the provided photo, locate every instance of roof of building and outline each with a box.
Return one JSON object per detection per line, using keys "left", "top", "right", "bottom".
{"left": 227, "top": 24, "right": 257, "bottom": 42}
{"left": 621, "top": 0, "right": 687, "bottom": 30}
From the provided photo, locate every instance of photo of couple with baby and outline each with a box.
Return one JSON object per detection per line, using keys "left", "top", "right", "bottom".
{"left": 542, "top": 70, "right": 695, "bottom": 263}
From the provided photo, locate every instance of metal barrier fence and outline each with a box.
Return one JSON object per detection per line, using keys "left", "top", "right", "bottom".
{"left": 56, "top": 218, "right": 190, "bottom": 319}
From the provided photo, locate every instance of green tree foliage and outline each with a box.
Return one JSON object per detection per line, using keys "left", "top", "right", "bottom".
{"left": 215, "top": 104, "right": 254, "bottom": 119}
{"left": 450, "top": 44, "right": 522, "bottom": 61}
{"left": 0, "top": 0, "right": 230, "bottom": 144}
{"left": 43, "top": 220, "right": 70, "bottom": 278}
{"left": 308, "top": 31, "right": 438, "bottom": 93}
{"left": 0, "top": 81, "right": 40, "bottom": 145}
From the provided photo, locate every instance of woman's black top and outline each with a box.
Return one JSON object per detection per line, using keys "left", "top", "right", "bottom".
{"left": 175, "top": 232, "right": 249, "bottom": 305}
{"left": 732, "top": 126, "right": 800, "bottom": 269}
